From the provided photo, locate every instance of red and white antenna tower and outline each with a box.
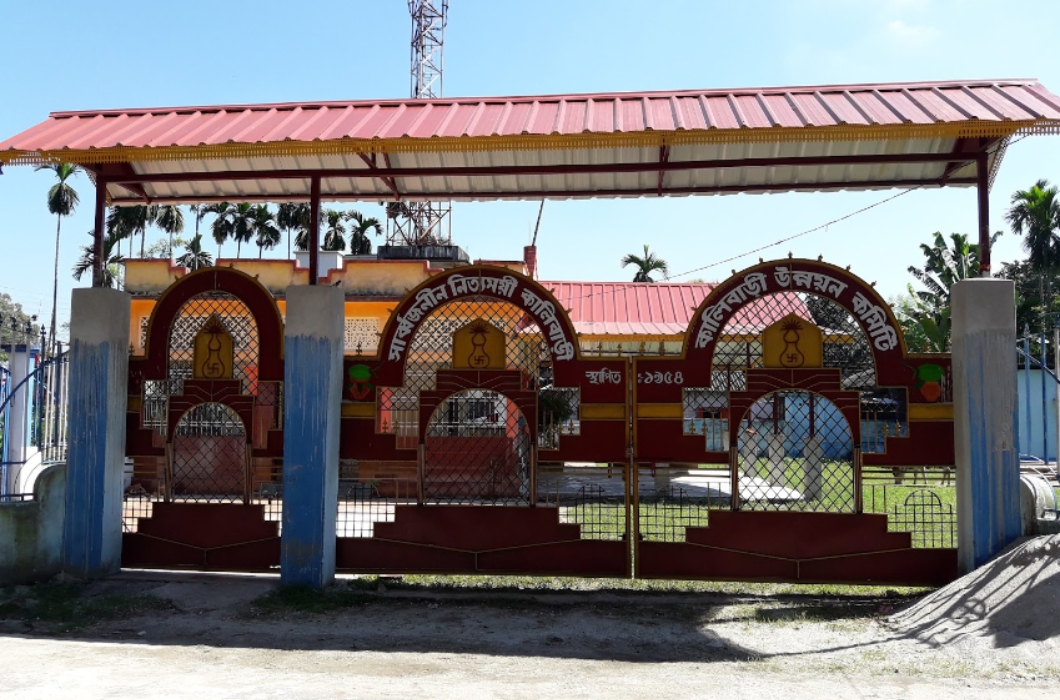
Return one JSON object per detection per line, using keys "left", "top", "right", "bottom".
{"left": 387, "top": 1, "right": 451, "bottom": 247}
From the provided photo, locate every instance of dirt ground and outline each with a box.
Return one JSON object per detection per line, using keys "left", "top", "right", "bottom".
{"left": 1, "top": 571, "right": 1058, "bottom": 700}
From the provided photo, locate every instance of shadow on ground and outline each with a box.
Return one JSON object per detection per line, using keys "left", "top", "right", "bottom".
{"left": 0, "top": 570, "right": 921, "bottom": 664}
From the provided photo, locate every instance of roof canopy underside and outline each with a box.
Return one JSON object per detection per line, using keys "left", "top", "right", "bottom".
{"left": 4, "top": 79, "right": 1060, "bottom": 204}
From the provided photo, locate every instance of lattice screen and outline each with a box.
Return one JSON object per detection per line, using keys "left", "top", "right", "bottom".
{"left": 377, "top": 296, "right": 579, "bottom": 449}
{"left": 345, "top": 318, "right": 380, "bottom": 354}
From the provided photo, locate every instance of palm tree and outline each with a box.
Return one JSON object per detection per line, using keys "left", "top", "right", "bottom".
{"left": 346, "top": 210, "right": 382, "bottom": 255}
{"left": 211, "top": 202, "right": 256, "bottom": 258}
{"left": 72, "top": 230, "right": 123, "bottom": 289}
{"left": 621, "top": 244, "right": 669, "bottom": 282}
{"left": 249, "top": 205, "right": 282, "bottom": 257}
{"left": 277, "top": 202, "right": 312, "bottom": 258}
{"left": 36, "top": 162, "right": 83, "bottom": 349}
{"left": 175, "top": 234, "right": 213, "bottom": 271}
{"left": 321, "top": 209, "right": 348, "bottom": 252}
{"left": 198, "top": 202, "right": 227, "bottom": 256}
{"left": 107, "top": 205, "right": 160, "bottom": 259}
{"left": 154, "top": 205, "right": 185, "bottom": 262}
{"left": 1007, "top": 180, "right": 1060, "bottom": 330}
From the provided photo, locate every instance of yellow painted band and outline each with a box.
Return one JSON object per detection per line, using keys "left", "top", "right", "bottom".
{"left": 581, "top": 403, "right": 627, "bottom": 420}
{"left": 127, "top": 395, "right": 142, "bottom": 414}
{"left": 2, "top": 120, "right": 1051, "bottom": 166}
{"left": 908, "top": 403, "right": 954, "bottom": 421}
{"left": 636, "top": 403, "right": 684, "bottom": 419}
{"left": 341, "top": 402, "right": 377, "bottom": 418}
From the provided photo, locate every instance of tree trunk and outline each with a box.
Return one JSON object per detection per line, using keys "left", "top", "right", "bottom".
{"left": 49, "top": 214, "right": 61, "bottom": 353}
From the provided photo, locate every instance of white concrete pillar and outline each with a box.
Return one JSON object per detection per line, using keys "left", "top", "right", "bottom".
{"left": 952, "top": 278, "right": 1021, "bottom": 573}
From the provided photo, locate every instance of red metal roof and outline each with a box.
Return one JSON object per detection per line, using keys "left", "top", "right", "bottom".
{"left": 4, "top": 79, "right": 1059, "bottom": 204}
{"left": 541, "top": 281, "right": 809, "bottom": 337}
{"left": 6, "top": 79, "right": 1059, "bottom": 151}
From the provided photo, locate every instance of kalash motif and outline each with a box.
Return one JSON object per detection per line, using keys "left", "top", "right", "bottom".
{"left": 779, "top": 318, "right": 807, "bottom": 368}
{"left": 467, "top": 320, "right": 492, "bottom": 368}
{"left": 192, "top": 315, "right": 234, "bottom": 379}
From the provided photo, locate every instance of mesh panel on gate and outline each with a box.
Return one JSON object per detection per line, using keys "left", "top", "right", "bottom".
{"left": 736, "top": 390, "right": 856, "bottom": 513}
{"left": 424, "top": 389, "right": 532, "bottom": 504}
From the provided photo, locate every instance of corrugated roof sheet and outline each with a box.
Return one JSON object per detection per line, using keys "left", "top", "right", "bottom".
{"left": 4, "top": 79, "right": 1058, "bottom": 204}
{"left": 6, "top": 79, "right": 1060, "bottom": 150}
{"left": 540, "top": 281, "right": 808, "bottom": 337}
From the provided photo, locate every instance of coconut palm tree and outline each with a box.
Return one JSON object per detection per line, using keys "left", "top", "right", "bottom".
{"left": 621, "top": 244, "right": 669, "bottom": 282}
{"left": 1007, "top": 180, "right": 1060, "bottom": 329}
{"left": 249, "top": 205, "right": 282, "bottom": 257}
{"left": 72, "top": 230, "right": 123, "bottom": 289}
{"left": 321, "top": 209, "right": 348, "bottom": 252}
{"left": 346, "top": 210, "right": 383, "bottom": 255}
{"left": 277, "top": 202, "right": 312, "bottom": 258}
{"left": 175, "top": 234, "right": 213, "bottom": 271}
{"left": 36, "top": 162, "right": 83, "bottom": 349}
{"left": 154, "top": 205, "right": 185, "bottom": 262}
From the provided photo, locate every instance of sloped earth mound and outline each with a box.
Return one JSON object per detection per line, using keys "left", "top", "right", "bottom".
{"left": 890, "top": 535, "right": 1060, "bottom": 649}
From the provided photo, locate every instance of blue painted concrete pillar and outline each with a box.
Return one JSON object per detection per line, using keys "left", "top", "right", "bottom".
{"left": 281, "top": 286, "right": 343, "bottom": 588}
{"left": 62, "top": 288, "right": 130, "bottom": 579}
{"left": 952, "top": 278, "right": 1021, "bottom": 573}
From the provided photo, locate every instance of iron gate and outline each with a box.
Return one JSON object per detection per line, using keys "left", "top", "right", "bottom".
{"left": 122, "top": 269, "right": 285, "bottom": 571}
{"left": 0, "top": 350, "right": 69, "bottom": 498}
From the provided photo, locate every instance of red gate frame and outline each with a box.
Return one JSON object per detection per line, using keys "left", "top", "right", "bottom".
{"left": 122, "top": 267, "right": 286, "bottom": 571}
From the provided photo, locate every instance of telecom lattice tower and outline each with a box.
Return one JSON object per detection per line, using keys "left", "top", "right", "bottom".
{"left": 387, "top": 0, "right": 451, "bottom": 247}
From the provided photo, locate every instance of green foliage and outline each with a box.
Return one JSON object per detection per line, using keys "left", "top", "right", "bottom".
{"left": 0, "top": 581, "right": 171, "bottom": 634}
{"left": 175, "top": 234, "right": 214, "bottom": 271}
{"left": 1006, "top": 180, "right": 1060, "bottom": 332}
{"left": 897, "top": 231, "right": 994, "bottom": 352}
{"left": 35, "top": 162, "right": 82, "bottom": 217}
{"left": 321, "top": 208, "right": 347, "bottom": 251}
{"left": 36, "top": 162, "right": 82, "bottom": 347}
{"left": 249, "top": 204, "right": 281, "bottom": 256}
{"left": 144, "top": 236, "right": 189, "bottom": 259}
{"left": 72, "top": 230, "right": 124, "bottom": 288}
{"left": 278, "top": 202, "right": 313, "bottom": 253}
{"left": 538, "top": 388, "right": 574, "bottom": 427}
{"left": 210, "top": 202, "right": 256, "bottom": 257}
{"left": 621, "top": 244, "right": 669, "bottom": 282}
{"left": 347, "top": 210, "right": 382, "bottom": 255}
{"left": 0, "top": 293, "right": 38, "bottom": 360}
{"left": 106, "top": 204, "right": 184, "bottom": 259}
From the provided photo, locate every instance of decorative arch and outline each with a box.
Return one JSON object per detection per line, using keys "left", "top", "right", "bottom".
{"left": 136, "top": 267, "right": 285, "bottom": 383}
{"left": 374, "top": 265, "right": 580, "bottom": 386}
{"left": 169, "top": 401, "right": 250, "bottom": 501}
{"left": 418, "top": 371, "right": 539, "bottom": 439}
{"left": 684, "top": 258, "right": 908, "bottom": 385}
{"left": 167, "top": 391, "right": 255, "bottom": 442}
{"left": 727, "top": 384, "right": 862, "bottom": 448}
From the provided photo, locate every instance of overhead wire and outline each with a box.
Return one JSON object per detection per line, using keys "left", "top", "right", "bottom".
{"left": 548, "top": 135, "right": 1022, "bottom": 310}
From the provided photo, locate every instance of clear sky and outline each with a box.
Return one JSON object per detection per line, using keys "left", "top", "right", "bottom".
{"left": 2, "top": 0, "right": 1059, "bottom": 337}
